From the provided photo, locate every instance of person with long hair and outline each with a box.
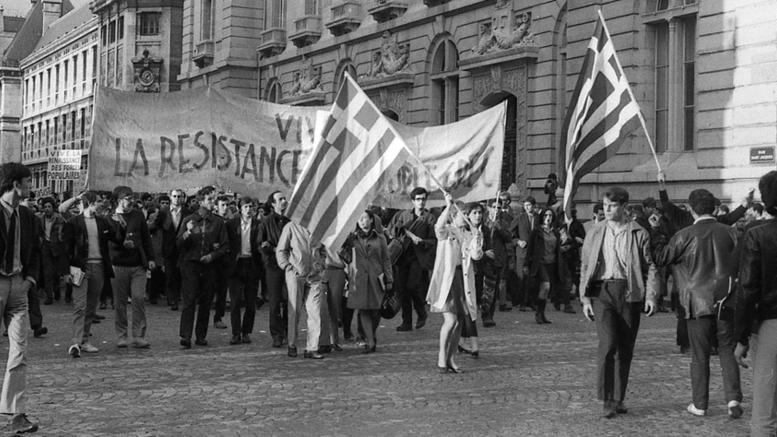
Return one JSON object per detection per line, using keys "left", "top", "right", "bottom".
{"left": 525, "top": 208, "right": 570, "bottom": 324}
{"left": 338, "top": 210, "right": 393, "bottom": 353}
{"left": 427, "top": 194, "right": 483, "bottom": 373}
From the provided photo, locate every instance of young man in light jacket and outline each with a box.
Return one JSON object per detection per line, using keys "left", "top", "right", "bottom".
{"left": 276, "top": 220, "right": 327, "bottom": 360}
{"left": 579, "top": 187, "right": 658, "bottom": 419}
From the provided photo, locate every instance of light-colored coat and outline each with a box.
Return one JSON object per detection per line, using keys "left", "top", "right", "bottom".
{"left": 426, "top": 206, "right": 483, "bottom": 320}
{"left": 579, "top": 220, "right": 658, "bottom": 305}
{"left": 346, "top": 231, "right": 393, "bottom": 310}
{"left": 276, "top": 222, "right": 326, "bottom": 284}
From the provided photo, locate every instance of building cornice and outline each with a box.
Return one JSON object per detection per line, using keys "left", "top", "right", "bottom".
{"left": 91, "top": 0, "right": 184, "bottom": 14}
{"left": 20, "top": 17, "right": 98, "bottom": 72}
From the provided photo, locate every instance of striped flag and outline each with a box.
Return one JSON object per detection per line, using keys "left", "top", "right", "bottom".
{"left": 561, "top": 13, "right": 642, "bottom": 218}
{"left": 287, "top": 73, "right": 412, "bottom": 254}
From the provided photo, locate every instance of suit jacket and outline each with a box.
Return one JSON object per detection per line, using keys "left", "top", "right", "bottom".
{"left": 387, "top": 209, "right": 437, "bottom": 270}
{"left": 513, "top": 211, "right": 538, "bottom": 243}
{"left": 153, "top": 206, "right": 191, "bottom": 260}
{"left": 0, "top": 204, "right": 41, "bottom": 283}
{"left": 64, "top": 214, "right": 118, "bottom": 280}
{"left": 177, "top": 208, "right": 229, "bottom": 264}
{"left": 225, "top": 216, "right": 262, "bottom": 275}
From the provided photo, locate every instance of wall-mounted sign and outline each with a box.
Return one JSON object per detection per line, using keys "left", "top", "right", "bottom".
{"left": 750, "top": 146, "right": 775, "bottom": 164}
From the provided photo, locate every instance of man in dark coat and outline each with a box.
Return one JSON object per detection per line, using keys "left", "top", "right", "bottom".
{"left": 225, "top": 197, "right": 262, "bottom": 345}
{"left": 151, "top": 189, "right": 190, "bottom": 311}
{"left": 258, "top": 191, "right": 290, "bottom": 348}
{"left": 387, "top": 187, "right": 437, "bottom": 332}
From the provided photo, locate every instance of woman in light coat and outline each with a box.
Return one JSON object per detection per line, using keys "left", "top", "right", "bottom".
{"left": 339, "top": 210, "right": 393, "bottom": 353}
{"left": 427, "top": 194, "right": 483, "bottom": 373}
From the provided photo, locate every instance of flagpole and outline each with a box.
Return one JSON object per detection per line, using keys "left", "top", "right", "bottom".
{"left": 596, "top": 9, "right": 663, "bottom": 174}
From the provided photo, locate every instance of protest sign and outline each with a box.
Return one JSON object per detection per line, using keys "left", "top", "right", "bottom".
{"left": 48, "top": 150, "right": 82, "bottom": 181}
{"left": 87, "top": 86, "right": 326, "bottom": 197}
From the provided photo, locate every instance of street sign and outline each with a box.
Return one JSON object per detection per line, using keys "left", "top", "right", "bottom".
{"left": 750, "top": 146, "right": 775, "bottom": 164}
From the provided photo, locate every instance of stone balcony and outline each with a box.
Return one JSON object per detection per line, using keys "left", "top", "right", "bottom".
{"left": 192, "top": 40, "right": 214, "bottom": 68}
{"left": 290, "top": 16, "right": 322, "bottom": 48}
{"left": 257, "top": 28, "right": 287, "bottom": 58}
{"left": 367, "top": 0, "right": 408, "bottom": 23}
{"left": 326, "top": 1, "right": 361, "bottom": 37}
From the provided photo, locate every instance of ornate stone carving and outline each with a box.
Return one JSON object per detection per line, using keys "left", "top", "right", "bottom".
{"left": 470, "top": 9, "right": 536, "bottom": 57}
{"left": 368, "top": 87, "right": 408, "bottom": 122}
{"left": 289, "top": 57, "right": 323, "bottom": 96}
{"left": 367, "top": 31, "right": 413, "bottom": 78}
{"left": 131, "top": 49, "right": 162, "bottom": 93}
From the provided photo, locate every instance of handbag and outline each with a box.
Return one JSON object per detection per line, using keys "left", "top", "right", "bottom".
{"left": 380, "top": 290, "right": 401, "bottom": 319}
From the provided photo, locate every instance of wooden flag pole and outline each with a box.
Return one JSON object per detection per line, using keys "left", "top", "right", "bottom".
{"left": 596, "top": 9, "right": 663, "bottom": 174}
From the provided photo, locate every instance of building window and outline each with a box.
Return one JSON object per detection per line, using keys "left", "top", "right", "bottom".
{"left": 118, "top": 16, "right": 124, "bottom": 40}
{"left": 266, "top": 80, "right": 282, "bottom": 103}
{"left": 201, "top": 0, "right": 214, "bottom": 40}
{"left": 304, "top": 0, "right": 318, "bottom": 15}
{"left": 46, "top": 68, "right": 51, "bottom": 106}
{"left": 82, "top": 50, "right": 88, "bottom": 92}
{"left": 429, "top": 38, "right": 459, "bottom": 125}
{"left": 682, "top": 16, "right": 696, "bottom": 151}
{"left": 73, "top": 54, "right": 78, "bottom": 97}
{"left": 336, "top": 63, "right": 356, "bottom": 93}
{"left": 650, "top": 14, "right": 697, "bottom": 152}
{"left": 54, "top": 65, "right": 60, "bottom": 103}
{"left": 266, "top": 0, "right": 285, "bottom": 28}
{"left": 139, "top": 12, "right": 161, "bottom": 36}
{"left": 101, "top": 25, "right": 107, "bottom": 46}
{"left": 80, "top": 108, "right": 86, "bottom": 148}
{"left": 92, "top": 46, "right": 97, "bottom": 90}
{"left": 63, "top": 60, "right": 69, "bottom": 100}
{"left": 45, "top": 120, "right": 50, "bottom": 146}
{"left": 116, "top": 46, "right": 123, "bottom": 85}
{"left": 109, "top": 19, "right": 116, "bottom": 43}
{"left": 53, "top": 118, "right": 58, "bottom": 146}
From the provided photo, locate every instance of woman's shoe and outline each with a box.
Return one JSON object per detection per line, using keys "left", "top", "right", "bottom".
{"left": 535, "top": 313, "right": 544, "bottom": 324}
{"left": 542, "top": 314, "right": 552, "bottom": 324}
{"left": 362, "top": 344, "right": 374, "bottom": 354}
{"left": 437, "top": 366, "right": 449, "bottom": 374}
{"left": 458, "top": 345, "right": 473, "bottom": 354}
{"left": 446, "top": 362, "right": 460, "bottom": 374}
{"left": 471, "top": 350, "right": 479, "bottom": 358}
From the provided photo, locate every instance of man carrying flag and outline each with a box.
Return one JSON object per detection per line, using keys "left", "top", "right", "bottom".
{"left": 285, "top": 73, "right": 412, "bottom": 276}
{"left": 561, "top": 12, "right": 660, "bottom": 419}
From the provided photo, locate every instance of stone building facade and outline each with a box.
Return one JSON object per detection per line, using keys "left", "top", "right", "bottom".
{"left": 145, "top": 0, "right": 777, "bottom": 208}
{"left": 90, "top": 0, "right": 184, "bottom": 93}
{"left": 19, "top": 1, "right": 96, "bottom": 195}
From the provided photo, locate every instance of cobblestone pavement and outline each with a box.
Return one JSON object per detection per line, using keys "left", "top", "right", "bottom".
{"left": 0, "top": 300, "right": 752, "bottom": 436}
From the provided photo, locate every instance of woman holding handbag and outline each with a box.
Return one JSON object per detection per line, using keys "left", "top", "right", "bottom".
{"left": 427, "top": 194, "right": 483, "bottom": 373}
{"left": 338, "top": 210, "right": 393, "bottom": 353}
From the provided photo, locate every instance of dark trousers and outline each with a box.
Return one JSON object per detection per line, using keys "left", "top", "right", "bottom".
{"left": 477, "top": 265, "right": 500, "bottom": 322}
{"left": 147, "top": 266, "right": 165, "bottom": 303}
{"left": 395, "top": 261, "right": 428, "bottom": 327}
{"left": 265, "top": 265, "right": 287, "bottom": 342}
{"left": 687, "top": 316, "right": 742, "bottom": 409}
{"left": 28, "top": 286, "right": 42, "bottom": 329}
{"left": 179, "top": 261, "right": 217, "bottom": 341}
{"left": 229, "top": 258, "right": 258, "bottom": 337}
{"left": 164, "top": 255, "right": 182, "bottom": 305}
{"left": 41, "top": 246, "right": 60, "bottom": 300}
{"left": 100, "top": 275, "right": 113, "bottom": 306}
{"left": 342, "top": 296, "right": 354, "bottom": 337}
{"left": 213, "top": 266, "right": 228, "bottom": 323}
{"left": 592, "top": 280, "right": 642, "bottom": 403}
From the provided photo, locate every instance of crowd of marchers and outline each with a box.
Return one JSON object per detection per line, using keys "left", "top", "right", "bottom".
{"left": 1, "top": 162, "right": 777, "bottom": 435}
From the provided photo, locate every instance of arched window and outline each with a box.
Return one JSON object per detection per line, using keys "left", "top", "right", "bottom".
{"left": 334, "top": 61, "right": 356, "bottom": 95}
{"left": 429, "top": 37, "right": 459, "bottom": 125}
{"left": 265, "top": 0, "right": 285, "bottom": 28}
{"left": 266, "top": 79, "right": 282, "bottom": 103}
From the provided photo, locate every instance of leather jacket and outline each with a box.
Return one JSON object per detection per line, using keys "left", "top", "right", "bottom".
{"left": 654, "top": 217, "right": 738, "bottom": 319}
{"left": 735, "top": 219, "right": 777, "bottom": 344}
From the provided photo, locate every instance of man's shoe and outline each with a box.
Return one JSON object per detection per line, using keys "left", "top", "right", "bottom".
{"left": 343, "top": 332, "right": 354, "bottom": 342}
{"left": 332, "top": 344, "right": 343, "bottom": 352}
{"left": 272, "top": 338, "right": 283, "bottom": 348}
{"left": 615, "top": 401, "right": 628, "bottom": 414}
{"left": 117, "top": 338, "right": 129, "bottom": 348}
{"left": 180, "top": 338, "right": 192, "bottom": 349}
{"left": 33, "top": 327, "right": 47, "bottom": 338}
{"left": 303, "top": 350, "right": 324, "bottom": 359}
{"left": 10, "top": 413, "right": 38, "bottom": 434}
{"left": 686, "top": 403, "right": 706, "bottom": 417}
{"left": 396, "top": 325, "right": 412, "bottom": 332}
{"left": 195, "top": 338, "right": 208, "bottom": 346}
{"left": 170, "top": 304, "right": 178, "bottom": 311}
{"left": 318, "top": 345, "right": 332, "bottom": 354}
{"left": 43, "top": 298, "right": 53, "bottom": 305}
{"left": 230, "top": 335, "right": 242, "bottom": 345}
{"left": 601, "top": 401, "right": 617, "bottom": 419}
{"left": 288, "top": 346, "right": 298, "bottom": 358}
{"left": 711, "top": 346, "right": 719, "bottom": 356}
{"left": 80, "top": 343, "right": 99, "bottom": 353}
{"left": 680, "top": 345, "right": 690, "bottom": 354}
{"left": 256, "top": 297, "right": 266, "bottom": 309}
{"left": 214, "top": 320, "right": 227, "bottom": 329}
{"left": 415, "top": 316, "right": 427, "bottom": 330}
{"left": 563, "top": 304, "right": 576, "bottom": 314}
{"left": 91, "top": 318, "right": 101, "bottom": 324}
{"left": 728, "top": 400, "right": 744, "bottom": 419}
{"left": 133, "top": 338, "right": 151, "bottom": 349}
{"left": 242, "top": 334, "right": 252, "bottom": 344}
{"left": 68, "top": 344, "right": 81, "bottom": 358}
{"left": 482, "top": 319, "right": 496, "bottom": 328}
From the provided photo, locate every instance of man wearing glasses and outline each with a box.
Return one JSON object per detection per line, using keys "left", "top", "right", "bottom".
{"left": 388, "top": 187, "right": 437, "bottom": 332}
{"left": 152, "top": 189, "right": 190, "bottom": 311}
